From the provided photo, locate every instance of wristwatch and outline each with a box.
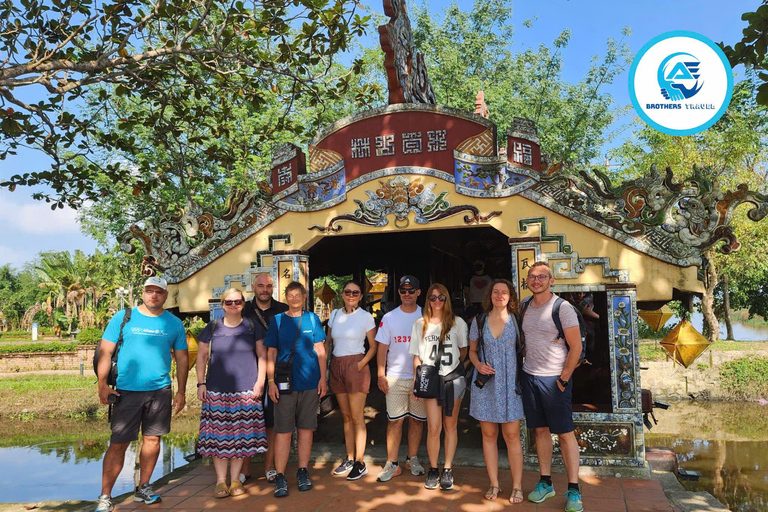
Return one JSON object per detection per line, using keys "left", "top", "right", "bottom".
{"left": 557, "top": 378, "right": 569, "bottom": 388}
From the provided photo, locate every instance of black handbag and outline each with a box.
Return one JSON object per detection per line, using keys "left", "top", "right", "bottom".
{"left": 413, "top": 341, "right": 444, "bottom": 399}
{"left": 273, "top": 312, "right": 305, "bottom": 394}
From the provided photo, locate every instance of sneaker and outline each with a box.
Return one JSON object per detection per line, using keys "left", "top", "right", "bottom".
{"left": 528, "top": 481, "right": 556, "bottom": 503}
{"left": 333, "top": 458, "right": 354, "bottom": 475}
{"left": 425, "top": 467, "right": 439, "bottom": 490}
{"left": 564, "top": 488, "right": 584, "bottom": 512}
{"left": 94, "top": 495, "right": 113, "bottom": 512}
{"left": 274, "top": 473, "right": 288, "bottom": 498}
{"left": 297, "top": 467, "right": 313, "bottom": 491}
{"left": 134, "top": 483, "right": 162, "bottom": 504}
{"left": 439, "top": 468, "right": 454, "bottom": 490}
{"left": 377, "top": 461, "right": 402, "bottom": 482}
{"left": 406, "top": 456, "right": 425, "bottom": 476}
{"left": 347, "top": 461, "right": 368, "bottom": 481}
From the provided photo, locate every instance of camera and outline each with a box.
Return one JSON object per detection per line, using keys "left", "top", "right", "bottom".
{"left": 108, "top": 393, "right": 120, "bottom": 405}
{"left": 474, "top": 372, "right": 493, "bottom": 389}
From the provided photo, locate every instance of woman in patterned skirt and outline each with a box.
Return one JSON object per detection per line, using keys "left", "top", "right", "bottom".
{"left": 196, "top": 288, "right": 267, "bottom": 498}
{"left": 468, "top": 279, "right": 525, "bottom": 504}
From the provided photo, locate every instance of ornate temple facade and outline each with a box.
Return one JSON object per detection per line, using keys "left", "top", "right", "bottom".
{"left": 120, "top": 0, "right": 768, "bottom": 472}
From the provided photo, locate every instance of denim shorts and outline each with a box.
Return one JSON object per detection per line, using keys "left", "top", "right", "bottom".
{"left": 521, "top": 372, "right": 574, "bottom": 434}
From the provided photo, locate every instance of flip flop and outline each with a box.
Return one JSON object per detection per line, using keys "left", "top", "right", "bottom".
{"left": 213, "top": 482, "right": 230, "bottom": 498}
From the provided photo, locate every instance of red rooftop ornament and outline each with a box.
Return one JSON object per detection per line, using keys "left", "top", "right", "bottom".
{"left": 378, "top": 0, "right": 436, "bottom": 105}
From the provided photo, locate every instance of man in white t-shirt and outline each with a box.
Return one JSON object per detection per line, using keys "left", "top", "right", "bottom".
{"left": 374, "top": 275, "right": 426, "bottom": 482}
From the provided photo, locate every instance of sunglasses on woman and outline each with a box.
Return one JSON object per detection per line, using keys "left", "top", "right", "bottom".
{"left": 428, "top": 294, "right": 447, "bottom": 302}
{"left": 223, "top": 299, "right": 244, "bottom": 306}
{"left": 343, "top": 289, "right": 361, "bottom": 296}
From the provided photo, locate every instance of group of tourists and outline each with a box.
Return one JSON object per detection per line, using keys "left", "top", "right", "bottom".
{"left": 93, "top": 261, "right": 584, "bottom": 512}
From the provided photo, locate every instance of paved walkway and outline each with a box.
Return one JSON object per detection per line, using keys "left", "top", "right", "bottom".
{"left": 111, "top": 462, "right": 678, "bottom": 512}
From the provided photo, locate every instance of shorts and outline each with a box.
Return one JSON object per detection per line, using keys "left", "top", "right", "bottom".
{"left": 111, "top": 386, "right": 172, "bottom": 443}
{"left": 385, "top": 376, "right": 426, "bottom": 421}
{"left": 330, "top": 354, "right": 371, "bottom": 394}
{"left": 263, "top": 387, "right": 274, "bottom": 429}
{"left": 447, "top": 374, "right": 468, "bottom": 401}
{"left": 521, "top": 372, "right": 574, "bottom": 434}
{"left": 273, "top": 389, "right": 319, "bottom": 433}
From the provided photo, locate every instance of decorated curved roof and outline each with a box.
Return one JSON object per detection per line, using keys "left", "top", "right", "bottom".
{"left": 119, "top": 0, "right": 768, "bottom": 284}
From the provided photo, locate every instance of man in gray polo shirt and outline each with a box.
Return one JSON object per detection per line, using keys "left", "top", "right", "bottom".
{"left": 520, "top": 262, "right": 583, "bottom": 512}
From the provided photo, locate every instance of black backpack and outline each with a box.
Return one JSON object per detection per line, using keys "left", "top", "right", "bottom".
{"left": 519, "top": 295, "right": 588, "bottom": 366}
{"left": 92, "top": 307, "right": 132, "bottom": 387}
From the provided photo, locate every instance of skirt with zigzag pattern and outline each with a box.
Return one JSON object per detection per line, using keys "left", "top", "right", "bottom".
{"left": 198, "top": 390, "right": 267, "bottom": 458}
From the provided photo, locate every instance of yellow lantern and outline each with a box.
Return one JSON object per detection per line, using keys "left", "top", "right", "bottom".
{"left": 638, "top": 305, "right": 674, "bottom": 332}
{"left": 315, "top": 282, "right": 336, "bottom": 305}
{"left": 660, "top": 319, "right": 711, "bottom": 368}
{"left": 185, "top": 330, "right": 199, "bottom": 371}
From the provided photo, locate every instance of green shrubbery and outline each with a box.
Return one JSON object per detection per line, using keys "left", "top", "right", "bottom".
{"left": 76, "top": 327, "right": 104, "bottom": 344}
{"left": 720, "top": 357, "right": 768, "bottom": 398}
{"left": 0, "top": 330, "right": 32, "bottom": 339}
{"left": 0, "top": 342, "right": 78, "bottom": 354}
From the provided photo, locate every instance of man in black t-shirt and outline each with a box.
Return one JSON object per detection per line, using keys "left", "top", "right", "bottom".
{"left": 241, "top": 273, "right": 288, "bottom": 483}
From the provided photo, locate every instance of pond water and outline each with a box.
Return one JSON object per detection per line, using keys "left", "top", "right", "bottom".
{"left": 677, "top": 312, "right": 768, "bottom": 342}
{"left": 0, "top": 430, "right": 196, "bottom": 503}
{"left": 647, "top": 401, "right": 768, "bottom": 512}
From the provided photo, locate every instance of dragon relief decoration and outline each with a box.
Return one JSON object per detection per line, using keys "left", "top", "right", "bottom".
{"left": 378, "top": 0, "right": 436, "bottom": 105}
{"left": 309, "top": 176, "right": 500, "bottom": 232}
{"left": 525, "top": 164, "right": 768, "bottom": 265}
{"left": 120, "top": 191, "right": 278, "bottom": 282}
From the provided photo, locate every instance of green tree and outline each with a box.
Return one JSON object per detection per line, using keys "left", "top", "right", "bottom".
{"left": 610, "top": 78, "right": 768, "bottom": 341}
{"left": 411, "top": 0, "right": 632, "bottom": 168}
{"left": 0, "top": 0, "right": 372, "bottom": 208}
{"left": 720, "top": 1, "right": 768, "bottom": 105}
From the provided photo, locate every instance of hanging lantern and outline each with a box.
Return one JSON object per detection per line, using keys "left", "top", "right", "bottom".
{"left": 638, "top": 305, "right": 674, "bottom": 332}
{"left": 315, "top": 282, "right": 336, "bottom": 305}
{"left": 660, "top": 319, "right": 711, "bottom": 368}
{"left": 185, "top": 330, "right": 199, "bottom": 371}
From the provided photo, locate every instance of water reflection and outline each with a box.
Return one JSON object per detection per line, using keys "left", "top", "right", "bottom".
{"left": 0, "top": 435, "right": 195, "bottom": 503}
{"left": 648, "top": 436, "right": 768, "bottom": 511}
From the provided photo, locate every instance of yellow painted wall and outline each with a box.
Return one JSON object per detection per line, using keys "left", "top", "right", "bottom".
{"left": 169, "top": 175, "right": 703, "bottom": 313}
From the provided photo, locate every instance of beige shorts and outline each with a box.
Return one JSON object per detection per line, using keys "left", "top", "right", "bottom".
{"left": 385, "top": 376, "right": 426, "bottom": 421}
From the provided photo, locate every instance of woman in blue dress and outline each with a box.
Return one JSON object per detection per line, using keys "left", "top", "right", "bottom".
{"left": 468, "top": 279, "right": 525, "bottom": 504}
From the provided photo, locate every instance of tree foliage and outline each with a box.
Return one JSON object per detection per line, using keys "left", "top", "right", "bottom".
{"left": 720, "top": 0, "right": 768, "bottom": 105}
{"left": 610, "top": 77, "right": 768, "bottom": 336}
{"left": 0, "top": 0, "right": 372, "bottom": 208}
{"left": 411, "top": 0, "right": 632, "bottom": 168}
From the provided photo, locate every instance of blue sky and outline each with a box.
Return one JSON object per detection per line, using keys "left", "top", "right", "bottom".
{"left": 0, "top": 0, "right": 758, "bottom": 270}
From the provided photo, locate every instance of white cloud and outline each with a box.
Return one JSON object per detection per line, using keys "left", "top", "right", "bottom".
{"left": 0, "top": 193, "right": 81, "bottom": 235}
{"left": 0, "top": 245, "right": 26, "bottom": 269}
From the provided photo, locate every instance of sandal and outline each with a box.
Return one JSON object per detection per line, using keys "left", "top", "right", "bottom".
{"left": 229, "top": 481, "right": 246, "bottom": 497}
{"left": 266, "top": 469, "right": 277, "bottom": 483}
{"left": 485, "top": 485, "right": 502, "bottom": 501}
{"left": 213, "top": 482, "right": 230, "bottom": 498}
{"left": 510, "top": 488, "right": 524, "bottom": 504}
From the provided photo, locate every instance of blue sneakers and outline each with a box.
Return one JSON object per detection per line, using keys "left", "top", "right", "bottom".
{"left": 528, "top": 480, "right": 556, "bottom": 503}
{"left": 564, "top": 488, "right": 584, "bottom": 512}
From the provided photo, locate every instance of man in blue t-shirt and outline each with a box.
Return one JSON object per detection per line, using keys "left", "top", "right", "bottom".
{"left": 94, "top": 277, "right": 188, "bottom": 512}
{"left": 265, "top": 281, "right": 327, "bottom": 498}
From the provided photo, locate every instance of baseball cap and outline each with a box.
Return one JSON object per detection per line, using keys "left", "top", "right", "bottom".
{"left": 399, "top": 275, "right": 420, "bottom": 289}
{"left": 143, "top": 276, "right": 168, "bottom": 290}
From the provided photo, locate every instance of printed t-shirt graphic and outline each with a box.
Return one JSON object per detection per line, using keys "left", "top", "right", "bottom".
{"left": 375, "top": 306, "right": 422, "bottom": 379}
{"left": 102, "top": 307, "right": 187, "bottom": 391}
{"left": 409, "top": 317, "right": 468, "bottom": 376}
